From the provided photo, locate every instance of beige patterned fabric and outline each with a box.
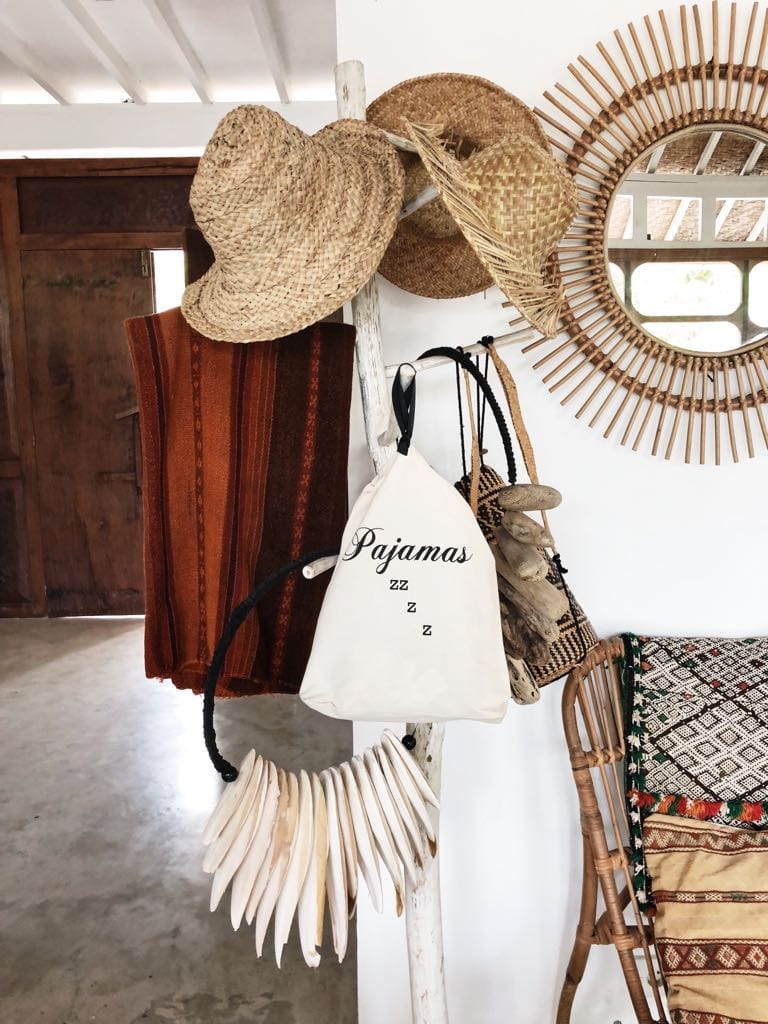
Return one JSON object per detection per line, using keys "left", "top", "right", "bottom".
{"left": 644, "top": 814, "right": 768, "bottom": 1023}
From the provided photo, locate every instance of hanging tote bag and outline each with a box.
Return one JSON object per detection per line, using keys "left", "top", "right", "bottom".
{"left": 480, "top": 339, "right": 598, "bottom": 686}
{"left": 299, "top": 366, "right": 510, "bottom": 723}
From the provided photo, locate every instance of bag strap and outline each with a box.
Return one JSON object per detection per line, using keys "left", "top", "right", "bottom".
{"left": 203, "top": 547, "right": 339, "bottom": 781}
{"left": 419, "top": 345, "right": 517, "bottom": 485}
{"left": 461, "top": 367, "right": 481, "bottom": 514}
{"left": 392, "top": 364, "right": 416, "bottom": 455}
{"left": 481, "top": 338, "right": 540, "bottom": 486}
{"left": 479, "top": 337, "right": 557, "bottom": 549}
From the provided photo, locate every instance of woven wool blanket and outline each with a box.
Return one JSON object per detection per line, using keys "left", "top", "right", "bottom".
{"left": 622, "top": 633, "right": 768, "bottom": 908}
{"left": 125, "top": 307, "right": 355, "bottom": 697}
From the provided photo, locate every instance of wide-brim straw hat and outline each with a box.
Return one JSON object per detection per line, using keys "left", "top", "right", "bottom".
{"left": 405, "top": 121, "right": 578, "bottom": 337}
{"left": 182, "top": 105, "right": 405, "bottom": 342}
{"left": 366, "top": 74, "right": 550, "bottom": 300}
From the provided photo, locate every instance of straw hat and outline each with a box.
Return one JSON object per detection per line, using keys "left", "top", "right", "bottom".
{"left": 366, "top": 73, "right": 550, "bottom": 300}
{"left": 182, "top": 105, "right": 405, "bottom": 342}
{"left": 405, "top": 121, "right": 578, "bottom": 337}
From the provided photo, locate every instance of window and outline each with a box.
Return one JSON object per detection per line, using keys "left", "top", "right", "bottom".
{"left": 631, "top": 261, "right": 741, "bottom": 317}
{"left": 608, "top": 262, "right": 625, "bottom": 303}
{"left": 642, "top": 321, "right": 742, "bottom": 352}
{"left": 749, "top": 262, "right": 768, "bottom": 327}
{"left": 151, "top": 249, "right": 186, "bottom": 313}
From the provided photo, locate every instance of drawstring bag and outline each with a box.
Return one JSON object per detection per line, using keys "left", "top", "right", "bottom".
{"left": 449, "top": 339, "right": 598, "bottom": 691}
{"left": 299, "top": 365, "right": 510, "bottom": 723}
{"left": 481, "top": 340, "right": 598, "bottom": 686}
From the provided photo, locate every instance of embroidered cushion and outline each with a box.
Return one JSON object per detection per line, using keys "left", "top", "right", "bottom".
{"left": 623, "top": 633, "right": 768, "bottom": 908}
{"left": 643, "top": 813, "right": 768, "bottom": 1024}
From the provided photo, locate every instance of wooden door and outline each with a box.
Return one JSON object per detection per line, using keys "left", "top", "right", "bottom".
{"left": 23, "top": 248, "right": 151, "bottom": 615}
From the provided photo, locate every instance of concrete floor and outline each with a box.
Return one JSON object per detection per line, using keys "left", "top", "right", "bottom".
{"left": 0, "top": 618, "right": 356, "bottom": 1024}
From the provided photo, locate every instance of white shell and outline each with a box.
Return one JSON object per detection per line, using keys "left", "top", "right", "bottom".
{"left": 330, "top": 766, "right": 358, "bottom": 915}
{"left": 321, "top": 769, "right": 348, "bottom": 962}
{"left": 245, "top": 766, "right": 287, "bottom": 925}
{"left": 378, "top": 738, "right": 436, "bottom": 844}
{"left": 382, "top": 731, "right": 440, "bottom": 809}
{"left": 374, "top": 745, "right": 426, "bottom": 864}
{"left": 255, "top": 771, "right": 299, "bottom": 957}
{"left": 298, "top": 773, "right": 328, "bottom": 968}
{"left": 202, "top": 749, "right": 256, "bottom": 845}
{"left": 209, "top": 755, "right": 266, "bottom": 912}
{"left": 274, "top": 770, "right": 314, "bottom": 967}
{"left": 339, "top": 761, "right": 382, "bottom": 913}
{"left": 363, "top": 749, "right": 419, "bottom": 886}
{"left": 350, "top": 755, "right": 405, "bottom": 912}
{"left": 203, "top": 755, "right": 264, "bottom": 877}
{"left": 229, "top": 760, "right": 279, "bottom": 929}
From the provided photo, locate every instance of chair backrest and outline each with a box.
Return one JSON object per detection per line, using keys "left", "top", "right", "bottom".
{"left": 562, "top": 637, "right": 668, "bottom": 1022}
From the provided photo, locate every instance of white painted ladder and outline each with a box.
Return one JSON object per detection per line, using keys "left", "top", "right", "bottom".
{"left": 334, "top": 58, "right": 450, "bottom": 1024}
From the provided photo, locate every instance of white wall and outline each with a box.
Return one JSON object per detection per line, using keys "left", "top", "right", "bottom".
{"left": 337, "top": 2, "right": 768, "bottom": 1022}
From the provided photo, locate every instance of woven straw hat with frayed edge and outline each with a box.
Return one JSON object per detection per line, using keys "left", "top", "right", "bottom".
{"left": 182, "top": 105, "right": 405, "bottom": 343}
{"left": 405, "top": 121, "right": 578, "bottom": 337}
{"left": 367, "top": 73, "right": 550, "bottom": 300}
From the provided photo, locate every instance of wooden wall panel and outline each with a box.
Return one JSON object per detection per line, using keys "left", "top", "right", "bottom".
{"left": 0, "top": 244, "right": 18, "bottom": 460}
{"left": 18, "top": 175, "right": 196, "bottom": 234}
{"left": 23, "top": 248, "right": 151, "bottom": 615}
{"left": 1, "top": 157, "right": 196, "bottom": 617}
{"left": 0, "top": 176, "right": 46, "bottom": 615}
{"left": 0, "top": 478, "right": 30, "bottom": 607}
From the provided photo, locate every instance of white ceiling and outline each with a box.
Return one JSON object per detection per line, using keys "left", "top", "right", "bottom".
{"left": 0, "top": 0, "right": 338, "bottom": 105}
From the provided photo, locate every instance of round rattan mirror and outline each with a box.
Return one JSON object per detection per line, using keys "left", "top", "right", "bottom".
{"left": 517, "top": 1, "right": 768, "bottom": 464}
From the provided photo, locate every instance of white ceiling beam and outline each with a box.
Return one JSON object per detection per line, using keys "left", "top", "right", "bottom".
{"left": 664, "top": 196, "right": 694, "bottom": 241}
{"left": 748, "top": 205, "right": 768, "bottom": 242}
{"left": 714, "top": 142, "right": 765, "bottom": 237}
{"left": 663, "top": 130, "right": 722, "bottom": 241}
{"left": 645, "top": 143, "right": 666, "bottom": 173}
{"left": 694, "top": 130, "right": 723, "bottom": 174}
{"left": 140, "top": 0, "right": 212, "bottom": 103}
{"left": 0, "top": 21, "right": 70, "bottom": 104}
{"left": 741, "top": 141, "right": 765, "bottom": 175}
{"left": 56, "top": 0, "right": 147, "bottom": 104}
{"left": 245, "top": 0, "right": 289, "bottom": 103}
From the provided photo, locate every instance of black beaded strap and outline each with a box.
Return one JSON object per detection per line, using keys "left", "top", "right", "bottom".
{"left": 203, "top": 548, "right": 339, "bottom": 781}
{"left": 419, "top": 345, "right": 518, "bottom": 484}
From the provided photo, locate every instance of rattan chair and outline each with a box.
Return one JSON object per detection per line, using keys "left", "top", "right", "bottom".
{"left": 557, "top": 637, "right": 669, "bottom": 1024}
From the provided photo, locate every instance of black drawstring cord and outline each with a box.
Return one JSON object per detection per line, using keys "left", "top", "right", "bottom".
{"left": 418, "top": 345, "right": 517, "bottom": 484}
{"left": 551, "top": 552, "right": 589, "bottom": 662}
{"left": 203, "top": 548, "right": 340, "bottom": 782}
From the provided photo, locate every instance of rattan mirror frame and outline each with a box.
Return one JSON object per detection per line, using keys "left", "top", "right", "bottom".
{"left": 514, "top": 1, "right": 768, "bottom": 464}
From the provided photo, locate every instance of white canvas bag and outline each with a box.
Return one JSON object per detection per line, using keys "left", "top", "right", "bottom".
{"left": 300, "top": 366, "right": 509, "bottom": 723}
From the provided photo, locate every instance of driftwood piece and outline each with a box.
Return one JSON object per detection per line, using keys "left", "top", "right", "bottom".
{"left": 495, "top": 531, "right": 548, "bottom": 582}
{"left": 495, "top": 547, "right": 569, "bottom": 622}
{"left": 501, "top": 610, "right": 552, "bottom": 666}
{"left": 497, "top": 483, "right": 562, "bottom": 512}
{"left": 497, "top": 572, "right": 561, "bottom": 643}
{"left": 506, "top": 656, "right": 541, "bottom": 705}
{"left": 500, "top": 510, "right": 554, "bottom": 548}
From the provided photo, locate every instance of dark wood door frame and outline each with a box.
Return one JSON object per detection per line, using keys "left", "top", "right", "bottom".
{"left": 0, "top": 157, "right": 197, "bottom": 617}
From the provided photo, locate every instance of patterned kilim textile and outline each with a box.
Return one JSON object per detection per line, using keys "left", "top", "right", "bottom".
{"left": 125, "top": 307, "right": 355, "bottom": 697}
{"left": 622, "top": 634, "right": 768, "bottom": 907}
{"left": 644, "top": 813, "right": 768, "bottom": 1023}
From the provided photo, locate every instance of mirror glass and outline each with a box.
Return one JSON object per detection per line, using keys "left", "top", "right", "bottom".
{"left": 605, "top": 126, "right": 768, "bottom": 354}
